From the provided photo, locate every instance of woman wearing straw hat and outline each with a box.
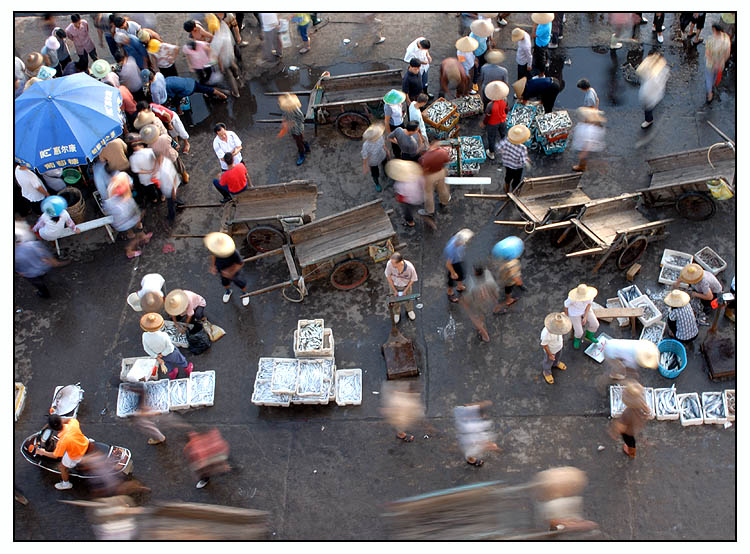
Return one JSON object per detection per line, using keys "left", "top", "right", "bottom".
{"left": 165, "top": 289, "right": 207, "bottom": 335}
{"left": 456, "top": 36, "right": 480, "bottom": 95}
{"left": 24, "top": 52, "right": 44, "bottom": 80}
{"left": 383, "top": 89, "right": 406, "bottom": 158}
{"left": 540, "top": 312, "right": 572, "bottom": 384}
{"left": 609, "top": 381, "right": 649, "bottom": 459}
{"left": 531, "top": 13, "right": 554, "bottom": 72}
{"left": 385, "top": 160, "right": 424, "bottom": 228}
{"left": 571, "top": 107, "right": 606, "bottom": 173}
{"left": 496, "top": 124, "right": 530, "bottom": 193}
{"left": 204, "top": 232, "right": 250, "bottom": 306}
{"left": 664, "top": 289, "right": 699, "bottom": 343}
{"left": 603, "top": 339, "right": 659, "bottom": 380}
{"left": 674, "top": 263, "right": 723, "bottom": 313}
{"left": 480, "top": 80, "right": 509, "bottom": 161}
{"left": 140, "top": 312, "right": 194, "bottom": 380}
{"left": 563, "top": 284, "right": 600, "bottom": 350}
{"left": 511, "top": 27, "right": 533, "bottom": 80}
{"left": 469, "top": 18, "right": 495, "bottom": 93}
{"left": 279, "top": 93, "right": 311, "bottom": 166}
{"left": 361, "top": 123, "right": 390, "bottom": 193}
{"left": 478, "top": 49, "right": 508, "bottom": 106}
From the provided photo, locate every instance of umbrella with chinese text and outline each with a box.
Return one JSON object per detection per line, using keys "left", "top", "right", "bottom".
{"left": 14, "top": 73, "right": 123, "bottom": 172}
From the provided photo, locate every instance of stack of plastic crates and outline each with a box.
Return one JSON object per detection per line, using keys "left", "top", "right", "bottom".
{"left": 507, "top": 102, "right": 544, "bottom": 148}
{"left": 447, "top": 136, "right": 486, "bottom": 176}
{"left": 534, "top": 110, "right": 572, "bottom": 155}
{"left": 424, "top": 100, "right": 460, "bottom": 140}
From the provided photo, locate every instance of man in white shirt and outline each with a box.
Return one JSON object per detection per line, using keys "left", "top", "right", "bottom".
{"left": 15, "top": 165, "right": 49, "bottom": 212}
{"left": 540, "top": 312, "right": 571, "bottom": 384}
{"left": 259, "top": 13, "right": 282, "bottom": 63}
{"left": 140, "top": 312, "right": 193, "bottom": 380}
{"left": 403, "top": 37, "right": 432, "bottom": 98}
{"left": 129, "top": 141, "right": 159, "bottom": 204}
{"left": 212, "top": 123, "right": 242, "bottom": 170}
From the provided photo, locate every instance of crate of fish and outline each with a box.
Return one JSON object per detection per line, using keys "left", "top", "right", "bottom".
{"left": 450, "top": 95, "right": 484, "bottom": 118}
{"left": 617, "top": 285, "right": 643, "bottom": 308}
{"left": 270, "top": 359, "right": 299, "bottom": 395}
{"left": 294, "top": 327, "right": 334, "bottom": 358}
{"left": 677, "top": 392, "right": 703, "bottom": 426}
{"left": 694, "top": 246, "right": 727, "bottom": 275}
{"left": 251, "top": 379, "right": 291, "bottom": 407}
{"left": 609, "top": 384, "right": 626, "bottom": 418}
{"left": 724, "top": 389, "right": 735, "bottom": 422}
{"left": 658, "top": 264, "right": 689, "bottom": 289}
{"left": 335, "top": 368, "right": 362, "bottom": 406}
{"left": 629, "top": 295, "right": 662, "bottom": 326}
{"left": 423, "top": 99, "right": 458, "bottom": 128}
{"left": 189, "top": 370, "right": 215, "bottom": 407}
{"left": 508, "top": 103, "right": 543, "bottom": 147}
{"left": 446, "top": 162, "right": 480, "bottom": 177}
{"left": 539, "top": 137, "right": 568, "bottom": 156}
{"left": 296, "top": 358, "right": 333, "bottom": 397}
{"left": 290, "top": 385, "right": 331, "bottom": 405}
{"left": 657, "top": 339, "right": 686, "bottom": 379}
{"left": 116, "top": 384, "right": 140, "bottom": 418}
{"left": 162, "top": 320, "right": 189, "bottom": 348}
{"left": 447, "top": 136, "right": 486, "bottom": 167}
{"left": 639, "top": 321, "right": 666, "bottom": 344}
{"left": 168, "top": 378, "right": 191, "bottom": 411}
{"left": 701, "top": 391, "right": 727, "bottom": 424}
{"left": 643, "top": 387, "right": 656, "bottom": 420}
{"left": 437, "top": 112, "right": 460, "bottom": 132}
{"left": 660, "top": 249, "right": 693, "bottom": 269}
{"left": 606, "top": 297, "right": 630, "bottom": 327}
{"left": 427, "top": 124, "right": 460, "bottom": 141}
{"left": 256, "top": 357, "right": 276, "bottom": 381}
{"left": 144, "top": 379, "right": 170, "bottom": 415}
{"left": 654, "top": 387, "right": 680, "bottom": 421}
{"left": 535, "top": 110, "right": 572, "bottom": 136}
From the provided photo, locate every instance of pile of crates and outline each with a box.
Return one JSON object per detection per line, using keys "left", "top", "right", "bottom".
{"left": 534, "top": 110, "right": 572, "bottom": 155}
{"left": 507, "top": 102, "right": 544, "bottom": 148}
{"left": 424, "top": 99, "right": 460, "bottom": 140}
{"left": 446, "top": 136, "right": 486, "bottom": 176}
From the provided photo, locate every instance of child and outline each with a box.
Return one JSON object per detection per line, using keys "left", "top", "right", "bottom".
{"left": 293, "top": 13, "right": 312, "bottom": 54}
{"left": 541, "top": 312, "right": 571, "bottom": 384}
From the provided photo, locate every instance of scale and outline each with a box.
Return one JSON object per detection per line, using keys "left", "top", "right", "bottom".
{"left": 700, "top": 293, "right": 736, "bottom": 381}
{"left": 382, "top": 293, "right": 420, "bottom": 379}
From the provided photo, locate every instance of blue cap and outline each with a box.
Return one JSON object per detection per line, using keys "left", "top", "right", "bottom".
{"left": 140, "top": 68, "right": 152, "bottom": 85}
{"left": 41, "top": 195, "right": 68, "bottom": 217}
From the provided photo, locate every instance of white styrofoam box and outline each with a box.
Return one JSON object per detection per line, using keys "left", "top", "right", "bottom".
{"left": 168, "top": 378, "right": 191, "bottom": 410}
{"left": 724, "top": 389, "right": 735, "bottom": 422}
{"left": 701, "top": 392, "right": 727, "bottom": 425}
{"left": 189, "top": 370, "right": 215, "bottom": 407}
{"left": 661, "top": 248, "right": 693, "bottom": 268}
{"left": 14, "top": 383, "right": 26, "bottom": 422}
{"left": 609, "top": 385, "right": 625, "bottom": 418}
{"left": 256, "top": 358, "right": 275, "bottom": 381}
{"left": 291, "top": 387, "right": 331, "bottom": 405}
{"left": 694, "top": 246, "right": 727, "bottom": 275}
{"left": 144, "top": 379, "right": 170, "bottom": 414}
{"left": 120, "top": 356, "right": 154, "bottom": 381}
{"left": 658, "top": 264, "right": 689, "bottom": 288}
{"left": 644, "top": 387, "right": 656, "bottom": 420}
{"left": 297, "top": 359, "right": 330, "bottom": 397}
{"left": 294, "top": 327, "right": 335, "bottom": 358}
{"left": 584, "top": 333, "right": 612, "bottom": 364}
{"left": 630, "top": 295, "right": 662, "bottom": 326}
{"left": 654, "top": 387, "right": 680, "bottom": 421}
{"left": 251, "top": 379, "right": 291, "bottom": 407}
{"left": 677, "top": 393, "right": 703, "bottom": 426}
{"left": 335, "top": 369, "right": 362, "bottom": 406}
{"left": 640, "top": 321, "right": 666, "bottom": 345}
{"left": 296, "top": 318, "right": 324, "bottom": 335}
{"left": 125, "top": 358, "right": 159, "bottom": 383}
{"left": 606, "top": 297, "right": 629, "bottom": 327}
{"left": 116, "top": 383, "right": 140, "bottom": 418}
{"left": 617, "top": 285, "right": 643, "bottom": 308}
{"left": 328, "top": 377, "right": 336, "bottom": 401}
{"left": 271, "top": 359, "right": 299, "bottom": 394}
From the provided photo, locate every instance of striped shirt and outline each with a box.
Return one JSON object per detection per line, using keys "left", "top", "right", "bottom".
{"left": 497, "top": 139, "right": 528, "bottom": 169}
{"left": 668, "top": 305, "right": 699, "bottom": 341}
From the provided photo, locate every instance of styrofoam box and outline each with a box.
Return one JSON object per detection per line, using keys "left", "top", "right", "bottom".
{"left": 630, "top": 295, "right": 662, "bottom": 326}
{"left": 291, "top": 384, "right": 331, "bottom": 405}
{"left": 724, "top": 389, "right": 735, "bottom": 422}
{"left": 256, "top": 358, "right": 275, "bottom": 381}
{"left": 606, "top": 297, "right": 629, "bottom": 327}
{"left": 677, "top": 393, "right": 703, "bottom": 426}
{"left": 294, "top": 327, "right": 335, "bottom": 358}
{"left": 609, "top": 385, "right": 625, "bottom": 418}
{"left": 116, "top": 384, "right": 140, "bottom": 418}
{"left": 617, "top": 285, "right": 643, "bottom": 308}
{"left": 168, "top": 378, "right": 191, "bottom": 410}
{"left": 644, "top": 387, "right": 656, "bottom": 420}
{"left": 120, "top": 356, "right": 154, "bottom": 381}
{"left": 271, "top": 359, "right": 299, "bottom": 395}
{"left": 335, "top": 369, "right": 362, "bottom": 406}
{"left": 694, "top": 246, "right": 727, "bottom": 275}
{"left": 144, "top": 379, "right": 170, "bottom": 414}
{"left": 189, "top": 370, "right": 215, "bottom": 407}
{"left": 658, "top": 264, "right": 689, "bottom": 289}
{"left": 701, "top": 392, "right": 727, "bottom": 425}
{"left": 654, "top": 387, "right": 680, "bottom": 421}
{"left": 297, "top": 318, "right": 325, "bottom": 335}
{"left": 640, "top": 321, "right": 666, "bottom": 345}
{"left": 660, "top": 248, "right": 693, "bottom": 268}
{"left": 252, "top": 379, "right": 291, "bottom": 407}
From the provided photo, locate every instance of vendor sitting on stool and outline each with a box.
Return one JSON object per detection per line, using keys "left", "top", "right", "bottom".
{"left": 674, "top": 263, "right": 723, "bottom": 314}
{"left": 164, "top": 289, "right": 207, "bottom": 335}
{"left": 664, "top": 289, "right": 699, "bottom": 343}
{"left": 564, "top": 284, "right": 599, "bottom": 350}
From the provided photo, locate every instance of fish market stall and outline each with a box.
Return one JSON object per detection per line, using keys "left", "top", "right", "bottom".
{"left": 438, "top": 136, "right": 486, "bottom": 177}
{"left": 451, "top": 95, "right": 484, "bottom": 118}
{"left": 507, "top": 102, "right": 544, "bottom": 148}
{"left": 534, "top": 110, "right": 572, "bottom": 155}
{"left": 424, "top": 100, "right": 460, "bottom": 140}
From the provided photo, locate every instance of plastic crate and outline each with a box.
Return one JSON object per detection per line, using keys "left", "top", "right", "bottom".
{"left": 535, "top": 110, "right": 572, "bottom": 135}
{"left": 640, "top": 321, "right": 666, "bottom": 344}
{"left": 294, "top": 328, "right": 334, "bottom": 358}
{"left": 540, "top": 139, "right": 567, "bottom": 156}
{"left": 701, "top": 392, "right": 727, "bottom": 425}
{"left": 606, "top": 297, "right": 630, "bottom": 327}
{"left": 609, "top": 384, "right": 625, "bottom": 418}
{"left": 168, "top": 378, "right": 191, "bottom": 410}
{"left": 657, "top": 339, "right": 687, "bottom": 379}
{"left": 423, "top": 100, "right": 458, "bottom": 128}
{"left": 643, "top": 387, "right": 656, "bottom": 420}
{"left": 617, "top": 284, "right": 642, "bottom": 307}
{"left": 694, "top": 246, "right": 727, "bottom": 275}
{"left": 447, "top": 136, "right": 486, "bottom": 168}
{"left": 451, "top": 95, "right": 484, "bottom": 118}
{"left": 724, "top": 389, "right": 735, "bottom": 422}
{"left": 677, "top": 392, "right": 703, "bottom": 426}
{"left": 660, "top": 248, "right": 693, "bottom": 268}
{"left": 271, "top": 359, "right": 299, "bottom": 395}
{"left": 335, "top": 368, "right": 362, "bottom": 406}
{"left": 654, "top": 387, "right": 680, "bottom": 420}
{"left": 630, "top": 295, "right": 662, "bottom": 326}
{"left": 188, "top": 370, "right": 215, "bottom": 407}
{"left": 658, "top": 264, "right": 689, "bottom": 288}
{"left": 251, "top": 379, "right": 291, "bottom": 407}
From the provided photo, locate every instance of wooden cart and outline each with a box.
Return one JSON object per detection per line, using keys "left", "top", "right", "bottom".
{"left": 264, "top": 69, "right": 404, "bottom": 140}
{"left": 565, "top": 193, "right": 674, "bottom": 273}
{"left": 636, "top": 142, "right": 735, "bottom": 221}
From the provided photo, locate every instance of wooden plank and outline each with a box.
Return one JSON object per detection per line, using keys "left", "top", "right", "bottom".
{"left": 516, "top": 173, "right": 582, "bottom": 198}
{"left": 151, "top": 503, "right": 269, "bottom": 524}
{"left": 290, "top": 199, "right": 385, "bottom": 244}
{"left": 56, "top": 216, "right": 114, "bottom": 237}
{"left": 243, "top": 247, "right": 284, "bottom": 263}
{"left": 593, "top": 307, "right": 645, "bottom": 318}
{"left": 507, "top": 192, "right": 540, "bottom": 223}
{"left": 321, "top": 69, "right": 403, "bottom": 82}
{"left": 465, "top": 193, "right": 509, "bottom": 199}
{"left": 493, "top": 220, "right": 530, "bottom": 227}
{"left": 263, "top": 90, "right": 312, "bottom": 96}
{"left": 614, "top": 218, "right": 674, "bottom": 235}
{"left": 295, "top": 219, "right": 395, "bottom": 267}
{"left": 649, "top": 160, "right": 734, "bottom": 188}
{"left": 571, "top": 218, "right": 606, "bottom": 246}
{"left": 647, "top": 144, "right": 734, "bottom": 173}
{"left": 283, "top": 244, "right": 299, "bottom": 281}
{"left": 566, "top": 246, "right": 607, "bottom": 258}
{"left": 313, "top": 96, "right": 384, "bottom": 109}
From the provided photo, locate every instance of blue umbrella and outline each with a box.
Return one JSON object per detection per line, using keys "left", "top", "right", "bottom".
{"left": 14, "top": 73, "right": 123, "bottom": 171}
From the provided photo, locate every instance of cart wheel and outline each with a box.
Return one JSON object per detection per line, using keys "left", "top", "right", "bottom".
{"left": 675, "top": 191, "right": 716, "bottom": 221}
{"left": 335, "top": 112, "right": 370, "bottom": 140}
{"left": 617, "top": 235, "right": 648, "bottom": 269}
{"left": 246, "top": 225, "right": 285, "bottom": 253}
{"left": 281, "top": 283, "right": 305, "bottom": 303}
{"left": 330, "top": 259, "right": 369, "bottom": 290}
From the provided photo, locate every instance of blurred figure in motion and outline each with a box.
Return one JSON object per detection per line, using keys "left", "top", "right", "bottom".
{"left": 380, "top": 381, "right": 425, "bottom": 442}
{"left": 15, "top": 232, "right": 69, "bottom": 298}
{"left": 79, "top": 450, "right": 150, "bottom": 498}
{"left": 460, "top": 265, "right": 500, "bottom": 343}
{"left": 533, "top": 467, "right": 598, "bottom": 532}
{"left": 184, "top": 428, "right": 231, "bottom": 489}
{"left": 609, "top": 381, "right": 650, "bottom": 459}
{"left": 602, "top": 339, "right": 659, "bottom": 380}
{"left": 103, "top": 172, "right": 153, "bottom": 258}
{"left": 637, "top": 53, "right": 669, "bottom": 129}
{"left": 571, "top": 108, "right": 606, "bottom": 173}
{"left": 453, "top": 401, "right": 499, "bottom": 467}
{"left": 704, "top": 23, "right": 731, "bottom": 103}
{"left": 121, "top": 381, "right": 167, "bottom": 445}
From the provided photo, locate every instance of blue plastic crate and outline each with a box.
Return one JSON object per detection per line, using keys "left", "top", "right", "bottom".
{"left": 657, "top": 339, "right": 687, "bottom": 379}
{"left": 447, "top": 135, "right": 486, "bottom": 167}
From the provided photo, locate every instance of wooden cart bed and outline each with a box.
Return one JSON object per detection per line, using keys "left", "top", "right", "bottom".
{"left": 312, "top": 70, "right": 403, "bottom": 107}
{"left": 290, "top": 200, "right": 395, "bottom": 267}
{"left": 225, "top": 181, "right": 318, "bottom": 225}
{"left": 646, "top": 144, "right": 735, "bottom": 189}
{"left": 511, "top": 173, "right": 590, "bottom": 223}
{"left": 574, "top": 194, "right": 649, "bottom": 245}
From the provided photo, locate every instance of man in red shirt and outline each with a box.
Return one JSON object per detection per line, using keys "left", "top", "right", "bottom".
{"left": 417, "top": 142, "right": 452, "bottom": 220}
{"left": 213, "top": 152, "right": 251, "bottom": 203}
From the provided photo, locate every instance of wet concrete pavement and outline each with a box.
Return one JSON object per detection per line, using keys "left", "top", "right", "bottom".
{"left": 14, "top": 13, "right": 735, "bottom": 539}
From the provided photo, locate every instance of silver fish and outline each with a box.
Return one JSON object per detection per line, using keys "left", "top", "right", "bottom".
{"left": 536, "top": 110, "right": 572, "bottom": 134}
{"left": 660, "top": 266, "right": 681, "bottom": 281}
{"left": 680, "top": 395, "right": 701, "bottom": 420}
{"left": 664, "top": 255, "right": 691, "bottom": 267}
{"left": 695, "top": 248, "right": 724, "bottom": 271}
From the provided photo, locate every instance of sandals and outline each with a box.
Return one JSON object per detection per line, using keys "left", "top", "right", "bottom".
{"left": 467, "top": 458, "right": 484, "bottom": 467}
{"left": 555, "top": 361, "right": 567, "bottom": 371}
{"left": 448, "top": 293, "right": 459, "bottom": 303}
{"left": 543, "top": 370, "right": 554, "bottom": 384}
{"left": 397, "top": 434, "right": 414, "bottom": 442}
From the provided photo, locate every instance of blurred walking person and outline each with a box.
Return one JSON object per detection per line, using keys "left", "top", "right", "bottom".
{"left": 386, "top": 160, "right": 424, "bottom": 228}
{"left": 602, "top": 339, "right": 659, "bottom": 380}
{"left": 15, "top": 234, "right": 69, "bottom": 298}
{"left": 444, "top": 228, "right": 474, "bottom": 302}
{"left": 704, "top": 24, "right": 731, "bottom": 103}
{"left": 184, "top": 428, "right": 231, "bottom": 489}
{"left": 103, "top": 173, "right": 153, "bottom": 258}
{"left": 454, "top": 401, "right": 499, "bottom": 467}
{"left": 609, "top": 381, "right": 650, "bottom": 459}
{"left": 571, "top": 108, "right": 606, "bottom": 173}
{"left": 417, "top": 141, "right": 452, "bottom": 220}
{"left": 637, "top": 53, "right": 669, "bottom": 128}
{"left": 460, "top": 266, "right": 500, "bottom": 343}
{"left": 380, "top": 381, "right": 425, "bottom": 442}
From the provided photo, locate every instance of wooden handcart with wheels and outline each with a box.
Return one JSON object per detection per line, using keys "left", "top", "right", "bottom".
{"left": 636, "top": 142, "right": 735, "bottom": 221}
{"left": 262, "top": 69, "right": 404, "bottom": 140}
{"left": 565, "top": 193, "right": 674, "bottom": 273}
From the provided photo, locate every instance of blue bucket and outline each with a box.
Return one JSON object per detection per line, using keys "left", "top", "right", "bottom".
{"left": 657, "top": 339, "right": 687, "bottom": 378}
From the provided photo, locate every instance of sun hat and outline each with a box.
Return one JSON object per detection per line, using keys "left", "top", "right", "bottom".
{"left": 383, "top": 89, "right": 406, "bottom": 105}
{"left": 140, "top": 291, "right": 164, "bottom": 313}
{"left": 107, "top": 172, "right": 132, "bottom": 197}
{"left": 512, "top": 77, "right": 527, "bottom": 98}
{"left": 25, "top": 52, "right": 43, "bottom": 72}
{"left": 531, "top": 13, "right": 554, "bottom": 25}
{"left": 165, "top": 289, "right": 189, "bottom": 316}
{"left": 577, "top": 107, "right": 606, "bottom": 124}
{"left": 507, "top": 124, "right": 531, "bottom": 145}
{"left": 492, "top": 235, "right": 524, "bottom": 260}
{"left": 664, "top": 289, "right": 691, "bottom": 308}
{"left": 41, "top": 195, "right": 68, "bottom": 217}
{"left": 635, "top": 341, "right": 659, "bottom": 369}
{"left": 137, "top": 29, "right": 151, "bottom": 43}
{"left": 484, "top": 49, "right": 505, "bottom": 64}
{"left": 679, "top": 263, "right": 704, "bottom": 285}
{"left": 139, "top": 124, "right": 160, "bottom": 145}
{"left": 545, "top": 312, "right": 572, "bottom": 335}
{"left": 90, "top": 59, "right": 112, "bottom": 80}
{"left": 363, "top": 123, "right": 385, "bottom": 142}
{"left": 455, "top": 36, "right": 479, "bottom": 53}
{"left": 203, "top": 232, "right": 236, "bottom": 257}
{"left": 511, "top": 28, "right": 526, "bottom": 42}
{"left": 636, "top": 53, "right": 667, "bottom": 80}
{"left": 45, "top": 36, "right": 60, "bottom": 50}
{"left": 278, "top": 93, "right": 302, "bottom": 112}
{"left": 140, "top": 312, "right": 164, "bottom": 332}
{"left": 36, "top": 66, "right": 56, "bottom": 80}
{"left": 485, "top": 80, "right": 509, "bottom": 101}
{"left": 721, "top": 13, "right": 736, "bottom": 24}
{"left": 622, "top": 382, "right": 647, "bottom": 410}
{"left": 385, "top": 159, "right": 423, "bottom": 181}
{"left": 134, "top": 111, "right": 157, "bottom": 129}
{"left": 568, "top": 283, "right": 598, "bottom": 302}
{"left": 470, "top": 19, "right": 495, "bottom": 38}
{"left": 147, "top": 39, "right": 162, "bottom": 54}
{"left": 140, "top": 68, "right": 152, "bottom": 85}
{"left": 455, "top": 228, "right": 475, "bottom": 243}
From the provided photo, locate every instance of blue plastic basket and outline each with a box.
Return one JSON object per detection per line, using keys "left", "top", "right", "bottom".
{"left": 657, "top": 339, "right": 687, "bottom": 378}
